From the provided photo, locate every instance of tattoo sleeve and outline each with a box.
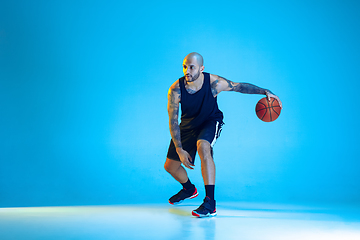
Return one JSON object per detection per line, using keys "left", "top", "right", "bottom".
{"left": 230, "top": 80, "right": 273, "bottom": 95}
{"left": 233, "top": 82, "right": 270, "bottom": 94}
{"left": 212, "top": 75, "right": 273, "bottom": 96}
{"left": 210, "top": 79, "right": 219, "bottom": 97}
{"left": 167, "top": 86, "right": 182, "bottom": 148}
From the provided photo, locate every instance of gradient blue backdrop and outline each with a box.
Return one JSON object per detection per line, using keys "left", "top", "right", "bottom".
{"left": 1, "top": 0, "right": 359, "bottom": 207}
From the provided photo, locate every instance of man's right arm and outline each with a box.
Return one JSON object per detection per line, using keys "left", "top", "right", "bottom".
{"left": 167, "top": 82, "right": 194, "bottom": 169}
{"left": 167, "top": 82, "right": 182, "bottom": 149}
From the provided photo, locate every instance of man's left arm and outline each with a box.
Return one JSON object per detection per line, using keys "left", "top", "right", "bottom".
{"left": 210, "top": 75, "right": 283, "bottom": 108}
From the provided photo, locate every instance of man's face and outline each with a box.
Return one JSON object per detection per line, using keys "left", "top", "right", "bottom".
{"left": 182, "top": 57, "right": 203, "bottom": 82}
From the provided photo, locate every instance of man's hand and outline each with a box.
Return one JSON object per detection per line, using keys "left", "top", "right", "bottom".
{"left": 176, "top": 148, "right": 195, "bottom": 170}
{"left": 266, "top": 91, "right": 283, "bottom": 109}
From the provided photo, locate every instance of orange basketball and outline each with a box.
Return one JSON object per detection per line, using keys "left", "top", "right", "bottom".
{"left": 255, "top": 97, "right": 281, "bottom": 122}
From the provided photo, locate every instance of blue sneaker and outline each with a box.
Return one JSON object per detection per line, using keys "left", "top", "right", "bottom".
{"left": 192, "top": 196, "right": 216, "bottom": 217}
{"left": 169, "top": 187, "right": 198, "bottom": 205}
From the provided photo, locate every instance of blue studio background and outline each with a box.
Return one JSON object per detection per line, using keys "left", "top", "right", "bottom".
{"left": 1, "top": 0, "right": 359, "bottom": 207}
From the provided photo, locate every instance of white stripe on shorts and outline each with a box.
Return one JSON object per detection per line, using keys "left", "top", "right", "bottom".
{"left": 210, "top": 121, "right": 221, "bottom": 148}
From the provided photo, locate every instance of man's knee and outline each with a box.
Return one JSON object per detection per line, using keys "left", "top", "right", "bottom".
{"left": 197, "top": 140, "right": 212, "bottom": 158}
{"left": 164, "top": 158, "right": 180, "bottom": 173}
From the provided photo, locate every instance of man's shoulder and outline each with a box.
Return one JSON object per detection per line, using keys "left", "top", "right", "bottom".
{"left": 168, "top": 79, "right": 181, "bottom": 95}
{"left": 209, "top": 73, "right": 220, "bottom": 84}
{"left": 170, "top": 79, "right": 180, "bottom": 89}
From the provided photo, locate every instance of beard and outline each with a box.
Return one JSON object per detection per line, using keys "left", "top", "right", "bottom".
{"left": 185, "top": 70, "right": 201, "bottom": 83}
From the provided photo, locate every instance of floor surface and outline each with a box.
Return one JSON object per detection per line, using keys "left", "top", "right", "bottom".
{"left": 1, "top": 201, "right": 359, "bottom": 240}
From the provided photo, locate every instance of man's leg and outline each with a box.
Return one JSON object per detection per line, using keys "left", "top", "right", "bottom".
{"left": 192, "top": 139, "right": 217, "bottom": 217}
{"left": 197, "top": 140, "right": 215, "bottom": 185}
{"left": 164, "top": 158, "right": 198, "bottom": 204}
{"left": 164, "top": 158, "right": 188, "bottom": 183}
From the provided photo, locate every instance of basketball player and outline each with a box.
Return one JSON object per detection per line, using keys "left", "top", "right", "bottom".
{"left": 165, "top": 52, "right": 282, "bottom": 217}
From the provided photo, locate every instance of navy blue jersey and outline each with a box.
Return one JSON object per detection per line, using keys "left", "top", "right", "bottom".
{"left": 179, "top": 72, "right": 224, "bottom": 130}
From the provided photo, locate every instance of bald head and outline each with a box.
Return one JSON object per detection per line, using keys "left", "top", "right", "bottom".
{"left": 182, "top": 52, "right": 205, "bottom": 82}
{"left": 184, "top": 52, "right": 204, "bottom": 67}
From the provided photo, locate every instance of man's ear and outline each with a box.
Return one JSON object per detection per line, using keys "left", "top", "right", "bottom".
{"left": 200, "top": 66, "right": 205, "bottom": 72}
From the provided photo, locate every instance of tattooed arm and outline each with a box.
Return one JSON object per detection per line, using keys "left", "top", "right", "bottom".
{"left": 210, "top": 74, "right": 283, "bottom": 108}
{"left": 167, "top": 81, "right": 194, "bottom": 169}
{"left": 167, "top": 81, "right": 182, "bottom": 148}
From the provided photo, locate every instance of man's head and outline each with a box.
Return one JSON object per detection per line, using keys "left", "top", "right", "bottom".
{"left": 182, "top": 52, "right": 205, "bottom": 82}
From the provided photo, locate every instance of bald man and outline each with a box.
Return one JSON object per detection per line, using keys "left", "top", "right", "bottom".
{"left": 165, "top": 52, "right": 282, "bottom": 217}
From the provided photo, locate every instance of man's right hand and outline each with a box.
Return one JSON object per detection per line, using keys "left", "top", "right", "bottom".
{"left": 176, "top": 148, "right": 195, "bottom": 170}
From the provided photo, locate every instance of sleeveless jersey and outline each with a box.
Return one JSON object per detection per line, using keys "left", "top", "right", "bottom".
{"left": 179, "top": 72, "right": 224, "bottom": 130}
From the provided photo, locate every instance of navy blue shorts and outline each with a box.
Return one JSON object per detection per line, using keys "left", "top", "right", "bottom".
{"left": 167, "top": 120, "right": 223, "bottom": 163}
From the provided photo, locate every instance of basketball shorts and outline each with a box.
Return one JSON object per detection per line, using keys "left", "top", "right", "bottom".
{"left": 167, "top": 120, "right": 223, "bottom": 163}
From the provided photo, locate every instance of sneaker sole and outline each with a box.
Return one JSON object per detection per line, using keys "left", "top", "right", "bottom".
{"left": 192, "top": 211, "right": 217, "bottom": 218}
{"left": 169, "top": 192, "right": 199, "bottom": 205}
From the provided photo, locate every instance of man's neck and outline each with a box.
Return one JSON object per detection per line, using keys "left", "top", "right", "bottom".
{"left": 186, "top": 73, "right": 204, "bottom": 90}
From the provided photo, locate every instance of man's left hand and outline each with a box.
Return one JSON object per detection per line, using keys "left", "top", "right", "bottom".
{"left": 266, "top": 91, "right": 283, "bottom": 109}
